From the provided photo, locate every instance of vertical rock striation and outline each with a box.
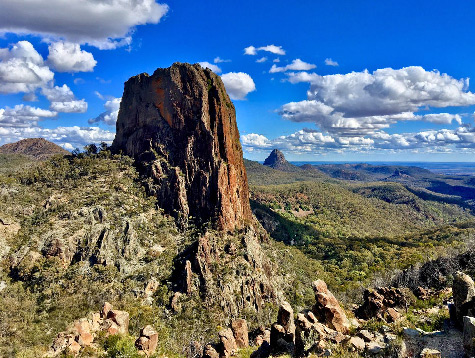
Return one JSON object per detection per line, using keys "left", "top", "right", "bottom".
{"left": 112, "top": 63, "right": 252, "bottom": 230}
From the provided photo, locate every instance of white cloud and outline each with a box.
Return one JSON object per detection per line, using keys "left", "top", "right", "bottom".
{"left": 47, "top": 41, "right": 96, "bottom": 73}
{"left": 96, "top": 77, "right": 111, "bottom": 84}
{"left": 0, "top": 41, "right": 54, "bottom": 94}
{"left": 0, "top": 104, "right": 57, "bottom": 128}
{"left": 244, "top": 44, "right": 285, "bottom": 56}
{"left": 281, "top": 66, "right": 475, "bottom": 136}
{"left": 257, "top": 45, "right": 285, "bottom": 55}
{"left": 241, "top": 133, "right": 271, "bottom": 148}
{"left": 198, "top": 61, "right": 222, "bottom": 74}
{"left": 221, "top": 72, "right": 256, "bottom": 100}
{"left": 0, "top": 0, "right": 169, "bottom": 49}
{"left": 269, "top": 59, "right": 316, "bottom": 73}
{"left": 244, "top": 46, "right": 257, "bottom": 55}
{"left": 325, "top": 58, "right": 339, "bottom": 66}
{"left": 241, "top": 126, "right": 475, "bottom": 155}
{"left": 418, "top": 113, "right": 462, "bottom": 125}
{"left": 214, "top": 57, "right": 230, "bottom": 63}
{"left": 273, "top": 58, "right": 280, "bottom": 63}
{"left": 256, "top": 57, "right": 267, "bottom": 63}
{"left": 89, "top": 97, "right": 121, "bottom": 125}
{"left": 41, "top": 84, "right": 88, "bottom": 113}
{"left": 242, "top": 128, "right": 337, "bottom": 154}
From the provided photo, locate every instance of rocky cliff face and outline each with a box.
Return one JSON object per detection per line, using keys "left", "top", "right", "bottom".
{"left": 112, "top": 63, "right": 252, "bottom": 231}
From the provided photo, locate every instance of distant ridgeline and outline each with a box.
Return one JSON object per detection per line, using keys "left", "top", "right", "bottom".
{"left": 0, "top": 138, "right": 69, "bottom": 159}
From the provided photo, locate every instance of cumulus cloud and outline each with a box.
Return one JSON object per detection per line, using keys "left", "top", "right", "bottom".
{"left": 256, "top": 57, "right": 267, "bottom": 63}
{"left": 41, "top": 84, "right": 88, "bottom": 113}
{"left": 214, "top": 57, "right": 230, "bottom": 63}
{"left": 269, "top": 59, "right": 316, "bottom": 73}
{"left": 0, "top": 104, "right": 57, "bottom": 128}
{"left": 0, "top": 125, "right": 115, "bottom": 149}
{"left": 244, "top": 44, "right": 285, "bottom": 56}
{"left": 242, "top": 125, "right": 475, "bottom": 155}
{"left": 221, "top": 72, "right": 256, "bottom": 100}
{"left": 242, "top": 128, "right": 338, "bottom": 154}
{"left": 0, "top": 0, "right": 169, "bottom": 49}
{"left": 325, "top": 58, "right": 339, "bottom": 66}
{"left": 198, "top": 61, "right": 222, "bottom": 74}
{"left": 0, "top": 41, "right": 54, "bottom": 94}
{"left": 244, "top": 46, "right": 257, "bottom": 55}
{"left": 89, "top": 98, "right": 121, "bottom": 126}
{"left": 281, "top": 66, "right": 475, "bottom": 136}
{"left": 241, "top": 133, "right": 271, "bottom": 148}
{"left": 47, "top": 42, "right": 97, "bottom": 72}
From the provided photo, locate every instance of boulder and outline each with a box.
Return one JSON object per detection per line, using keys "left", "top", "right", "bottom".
{"left": 463, "top": 316, "right": 475, "bottom": 357}
{"left": 348, "top": 336, "right": 365, "bottom": 351}
{"left": 355, "top": 287, "right": 407, "bottom": 322}
{"left": 270, "top": 301, "right": 296, "bottom": 354}
{"left": 231, "top": 319, "right": 249, "bottom": 348}
{"left": 101, "top": 302, "right": 113, "bottom": 318}
{"left": 312, "top": 280, "right": 350, "bottom": 334}
{"left": 254, "top": 327, "right": 270, "bottom": 347}
{"left": 203, "top": 344, "right": 220, "bottom": 358}
{"left": 420, "top": 348, "right": 441, "bottom": 358}
{"left": 73, "top": 318, "right": 93, "bottom": 347}
{"left": 68, "top": 340, "right": 81, "bottom": 355}
{"left": 111, "top": 63, "right": 253, "bottom": 231}
{"left": 357, "top": 330, "right": 374, "bottom": 342}
{"left": 218, "top": 328, "right": 237, "bottom": 358}
{"left": 453, "top": 272, "right": 475, "bottom": 325}
{"left": 107, "top": 310, "right": 129, "bottom": 334}
{"left": 135, "top": 325, "right": 159, "bottom": 356}
{"left": 384, "top": 307, "right": 401, "bottom": 323}
{"left": 414, "top": 287, "right": 431, "bottom": 300}
{"left": 366, "top": 341, "right": 386, "bottom": 354}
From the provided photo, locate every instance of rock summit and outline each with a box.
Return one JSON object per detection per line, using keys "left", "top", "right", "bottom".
{"left": 112, "top": 63, "right": 252, "bottom": 230}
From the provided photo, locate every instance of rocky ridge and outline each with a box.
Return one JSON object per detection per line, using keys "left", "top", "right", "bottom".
{"left": 0, "top": 138, "right": 69, "bottom": 159}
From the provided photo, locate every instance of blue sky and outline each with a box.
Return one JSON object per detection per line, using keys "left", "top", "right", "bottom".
{"left": 1, "top": 0, "right": 475, "bottom": 161}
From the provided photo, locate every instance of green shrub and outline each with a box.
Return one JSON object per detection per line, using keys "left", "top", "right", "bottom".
{"left": 103, "top": 335, "right": 141, "bottom": 358}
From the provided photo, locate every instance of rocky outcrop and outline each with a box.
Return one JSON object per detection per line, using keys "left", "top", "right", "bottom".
{"left": 218, "top": 328, "right": 237, "bottom": 357}
{"left": 270, "top": 302, "right": 296, "bottom": 355}
{"left": 171, "top": 228, "right": 280, "bottom": 316}
{"left": 354, "top": 287, "right": 406, "bottom": 323}
{"left": 463, "top": 316, "right": 475, "bottom": 357}
{"left": 135, "top": 325, "right": 159, "bottom": 356}
{"left": 452, "top": 271, "right": 475, "bottom": 326}
{"left": 263, "top": 149, "right": 301, "bottom": 172}
{"left": 312, "top": 280, "right": 350, "bottom": 334}
{"left": 231, "top": 319, "right": 249, "bottom": 348}
{"left": 45, "top": 302, "right": 131, "bottom": 357}
{"left": 112, "top": 63, "right": 252, "bottom": 231}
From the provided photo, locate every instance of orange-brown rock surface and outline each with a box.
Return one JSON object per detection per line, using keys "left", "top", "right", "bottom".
{"left": 112, "top": 63, "right": 252, "bottom": 231}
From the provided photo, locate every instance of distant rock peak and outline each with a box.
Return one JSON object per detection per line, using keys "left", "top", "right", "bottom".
{"left": 263, "top": 149, "right": 301, "bottom": 172}
{"left": 264, "top": 149, "right": 287, "bottom": 167}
